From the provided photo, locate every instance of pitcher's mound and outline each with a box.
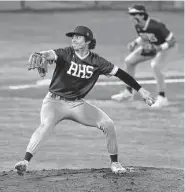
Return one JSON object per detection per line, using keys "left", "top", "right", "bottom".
{"left": 0, "top": 167, "right": 183, "bottom": 192}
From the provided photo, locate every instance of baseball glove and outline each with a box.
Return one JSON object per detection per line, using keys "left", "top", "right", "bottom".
{"left": 141, "top": 43, "right": 157, "bottom": 57}
{"left": 28, "top": 52, "right": 49, "bottom": 77}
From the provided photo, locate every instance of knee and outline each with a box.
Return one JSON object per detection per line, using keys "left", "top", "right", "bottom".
{"left": 151, "top": 60, "right": 157, "bottom": 69}
{"left": 124, "top": 55, "right": 137, "bottom": 67}
{"left": 106, "top": 118, "right": 115, "bottom": 129}
{"left": 151, "top": 61, "right": 161, "bottom": 73}
{"left": 124, "top": 56, "right": 132, "bottom": 66}
{"left": 99, "top": 118, "right": 115, "bottom": 134}
{"left": 38, "top": 119, "right": 55, "bottom": 133}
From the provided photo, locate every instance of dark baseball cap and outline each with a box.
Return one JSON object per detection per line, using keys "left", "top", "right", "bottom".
{"left": 128, "top": 4, "right": 147, "bottom": 14}
{"left": 66, "top": 26, "right": 93, "bottom": 40}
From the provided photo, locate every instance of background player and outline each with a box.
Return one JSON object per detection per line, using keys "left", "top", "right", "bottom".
{"left": 111, "top": 4, "right": 176, "bottom": 108}
{"left": 15, "top": 26, "right": 154, "bottom": 175}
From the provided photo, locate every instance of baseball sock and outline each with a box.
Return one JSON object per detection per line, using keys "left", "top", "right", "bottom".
{"left": 110, "top": 154, "right": 118, "bottom": 163}
{"left": 159, "top": 92, "right": 165, "bottom": 97}
{"left": 126, "top": 86, "right": 132, "bottom": 93}
{"left": 24, "top": 152, "right": 33, "bottom": 162}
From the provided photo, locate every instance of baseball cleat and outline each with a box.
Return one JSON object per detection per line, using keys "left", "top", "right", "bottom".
{"left": 110, "top": 162, "right": 127, "bottom": 174}
{"left": 111, "top": 89, "right": 134, "bottom": 102}
{"left": 15, "top": 160, "right": 29, "bottom": 176}
{"left": 151, "top": 95, "right": 168, "bottom": 108}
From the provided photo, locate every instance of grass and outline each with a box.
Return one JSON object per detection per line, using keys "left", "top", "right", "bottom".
{"left": 0, "top": 82, "right": 183, "bottom": 172}
{"left": 0, "top": 82, "right": 184, "bottom": 191}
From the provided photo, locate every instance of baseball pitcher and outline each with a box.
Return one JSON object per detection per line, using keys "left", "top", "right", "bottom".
{"left": 15, "top": 26, "right": 155, "bottom": 175}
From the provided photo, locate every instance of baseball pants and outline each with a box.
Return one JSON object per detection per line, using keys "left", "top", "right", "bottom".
{"left": 26, "top": 92, "right": 118, "bottom": 156}
{"left": 125, "top": 46, "right": 171, "bottom": 92}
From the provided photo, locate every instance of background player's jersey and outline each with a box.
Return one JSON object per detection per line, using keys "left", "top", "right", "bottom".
{"left": 135, "top": 18, "right": 171, "bottom": 45}
{"left": 49, "top": 47, "right": 118, "bottom": 99}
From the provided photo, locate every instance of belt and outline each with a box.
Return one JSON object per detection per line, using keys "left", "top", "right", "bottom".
{"left": 48, "top": 92, "right": 82, "bottom": 101}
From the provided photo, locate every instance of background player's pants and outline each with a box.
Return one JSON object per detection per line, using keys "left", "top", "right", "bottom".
{"left": 26, "top": 92, "right": 118, "bottom": 156}
{"left": 125, "top": 46, "right": 171, "bottom": 93}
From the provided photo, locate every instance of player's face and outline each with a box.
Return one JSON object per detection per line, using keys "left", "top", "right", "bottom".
{"left": 130, "top": 13, "right": 144, "bottom": 25}
{"left": 72, "top": 35, "right": 89, "bottom": 50}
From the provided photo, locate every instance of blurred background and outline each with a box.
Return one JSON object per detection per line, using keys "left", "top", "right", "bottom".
{"left": 0, "top": 1, "right": 184, "bottom": 12}
{"left": 0, "top": 1, "right": 184, "bottom": 87}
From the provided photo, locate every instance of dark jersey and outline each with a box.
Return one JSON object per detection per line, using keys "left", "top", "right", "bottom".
{"left": 49, "top": 47, "right": 118, "bottom": 99}
{"left": 135, "top": 18, "right": 171, "bottom": 45}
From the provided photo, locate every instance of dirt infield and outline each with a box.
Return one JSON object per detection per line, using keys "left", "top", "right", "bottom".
{"left": 0, "top": 167, "right": 183, "bottom": 192}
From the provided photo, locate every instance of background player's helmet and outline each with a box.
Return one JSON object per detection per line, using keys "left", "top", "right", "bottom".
{"left": 66, "top": 26, "right": 96, "bottom": 50}
{"left": 66, "top": 26, "right": 94, "bottom": 41}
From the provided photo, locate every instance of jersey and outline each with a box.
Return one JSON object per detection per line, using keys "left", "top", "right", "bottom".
{"left": 49, "top": 47, "right": 118, "bottom": 100}
{"left": 135, "top": 18, "right": 171, "bottom": 45}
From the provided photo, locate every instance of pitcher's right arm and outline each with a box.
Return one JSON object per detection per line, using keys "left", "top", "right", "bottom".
{"left": 40, "top": 50, "right": 58, "bottom": 61}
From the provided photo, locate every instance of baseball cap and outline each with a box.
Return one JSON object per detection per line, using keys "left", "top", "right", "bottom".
{"left": 128, "top": 4, "right": 147, "bottom": 14}
{"left": 66, "top": 26, "right": 93, "bottom": 40}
